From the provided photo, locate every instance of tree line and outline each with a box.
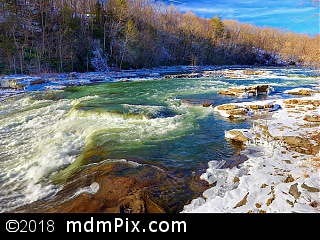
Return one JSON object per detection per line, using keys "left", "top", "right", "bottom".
{"left": 0, "top": 0, "right": 319, "bottom": 74}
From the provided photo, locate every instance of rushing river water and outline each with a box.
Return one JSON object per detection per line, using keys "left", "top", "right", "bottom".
{"left": 0, "top": 66, "right": 319, "bottom": 213}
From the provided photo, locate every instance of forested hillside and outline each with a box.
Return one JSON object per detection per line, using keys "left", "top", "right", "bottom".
{"left": 0, "top": 0, "right": 319, "bottom": 74}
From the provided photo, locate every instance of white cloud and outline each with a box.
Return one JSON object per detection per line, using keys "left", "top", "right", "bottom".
{"left": 161, "top": 0, "right": 319, "bottom": 34}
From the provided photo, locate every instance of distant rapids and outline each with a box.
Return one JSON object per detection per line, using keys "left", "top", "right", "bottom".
{"left": 0, "top": 66, "right": 319, "bottom": 212}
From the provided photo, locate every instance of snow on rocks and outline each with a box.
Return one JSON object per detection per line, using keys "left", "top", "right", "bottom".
{"left": 213, "top": 101, "right": 280, "bottom": 119}
{"left": 218, "top": 85, "right": 275, "bottom": 98}
{"left": 284, "top": 87, "right": 318, "bottom": 96}
{"left": 183, "top": 91, "right": 320, "bottom": 213}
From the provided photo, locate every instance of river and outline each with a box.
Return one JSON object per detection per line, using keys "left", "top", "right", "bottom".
{"left": 0, "top": 66, "right": 318, "bottom": 212}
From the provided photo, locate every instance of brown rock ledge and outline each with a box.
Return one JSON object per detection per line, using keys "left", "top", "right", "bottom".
{"left": 10, "top": 160, "right": 209, "bottom": 214}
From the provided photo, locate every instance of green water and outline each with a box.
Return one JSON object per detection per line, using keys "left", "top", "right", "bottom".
{"left": 52, "top": 78, "right": 249, "bottom": 180}
{"left": 0, "top": 66, "right": 319, "bottom": 212}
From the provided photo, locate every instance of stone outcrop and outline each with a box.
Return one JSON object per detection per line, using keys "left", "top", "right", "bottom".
{"left": 283, "top": 99, "right": 320, "bottom": 107}
{"left": 214, "top": 102, "right": 280, "bottom": 119}
{"left": 0, "top": 79, "right": 27, "bottom": 90}
{"left": 284, "top": 88, "right": 317, "bottom": 96}
{"left": 218, "top": 85, "right": 274, "bottom": 97}
{"left": 11, "top": 161, "right": 167, "bottom": 213}
{"left": 11, "top": 160, "right": 209, "bottom": 213}
{"left": 280, "top": 136, "right": 319, "bottom": 155}
{"left": 225, "top": 130, "right": 251, "bottom": 144}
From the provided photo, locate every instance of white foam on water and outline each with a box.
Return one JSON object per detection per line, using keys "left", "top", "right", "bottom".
{"left": 0, "top": 94, "right": 185, "bottom": 212}
{"left": 0, "top": 97, "right": 86, "bottom": 212}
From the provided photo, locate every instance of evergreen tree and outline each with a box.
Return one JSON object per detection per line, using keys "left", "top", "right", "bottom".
{"left": 210, "top": 13, "right": 224, "bottom": 39}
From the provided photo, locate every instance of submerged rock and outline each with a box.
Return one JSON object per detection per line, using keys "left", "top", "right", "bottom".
{"left": 181, "top": 98, "right": 214, "bottom": 107}
{"left": 10, "top": 159, "right": 209, "bottom": 213}
{"left": 10, "top": 161, "right": 166, "bottom": 213}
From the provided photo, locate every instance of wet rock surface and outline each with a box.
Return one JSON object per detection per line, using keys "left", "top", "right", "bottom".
{"left": 11, "top": 160, "right": 210, "bottom": 213}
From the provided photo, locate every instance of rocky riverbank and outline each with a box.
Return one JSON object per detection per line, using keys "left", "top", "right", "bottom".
{"left": 183, "top": 89, "right": 320, "bottom": 213}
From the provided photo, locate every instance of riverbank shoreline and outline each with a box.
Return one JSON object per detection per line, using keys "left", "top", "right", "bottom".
{"left": 183, "top": 92, "right": 320, "bottom": 213}
{"left": 1, "top": 64, "right": 319, "bottom": 101}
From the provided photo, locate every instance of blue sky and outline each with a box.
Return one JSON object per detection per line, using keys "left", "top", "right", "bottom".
{"left": 159, "top": 0, "right": 320, "bottom": 35}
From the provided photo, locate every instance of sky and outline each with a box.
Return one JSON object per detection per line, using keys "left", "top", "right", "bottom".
{"left": 160, "top": 0, "right": 320, "bottom": 35}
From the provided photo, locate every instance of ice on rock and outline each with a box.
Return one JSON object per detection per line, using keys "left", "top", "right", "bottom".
{"left": 182, "top": 197, "right": 206, "bottom": 212}
{"left": 73, "top": 182, "right": 100, "bottom": 197}
{"left": 200, "top": 160, "right": 226, "bottom": 184}
{"left": 90, "top": 182, "right": 100, "bottom": 194}
{"left": 208, "top": 160, "right": 226, "bottom": 169}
